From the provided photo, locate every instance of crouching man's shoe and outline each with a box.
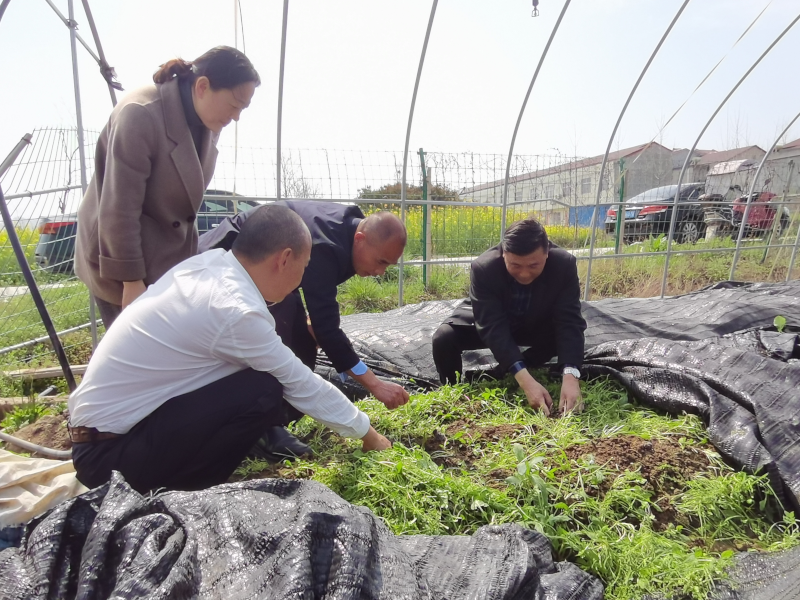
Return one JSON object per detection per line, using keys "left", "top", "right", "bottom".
{"left": 249, "top": 426, "right": 313, "bottom": 463}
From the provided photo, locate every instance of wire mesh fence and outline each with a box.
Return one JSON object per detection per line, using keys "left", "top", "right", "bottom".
{"left": 1, "top": 129, "right": 799, "bottom": 389}
{"left": 0, "top": 128, "right": 100, "bottom": 393}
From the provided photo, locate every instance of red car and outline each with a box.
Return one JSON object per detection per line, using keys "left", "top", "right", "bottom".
{"left": 731, "top": 192, "right": 791, "bottom": 237}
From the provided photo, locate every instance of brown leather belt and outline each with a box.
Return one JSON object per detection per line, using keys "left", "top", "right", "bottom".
{"left": 68, "top": 425, "right": 123, "bottom": 443}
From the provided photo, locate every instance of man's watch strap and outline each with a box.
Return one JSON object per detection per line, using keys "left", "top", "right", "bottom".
{"left": 562, "top": 365, "right": 581, "bottom": 379}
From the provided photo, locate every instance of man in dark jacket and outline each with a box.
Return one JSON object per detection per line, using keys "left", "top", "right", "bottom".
{"left": 432, "top": 218, "right": 586, "bottom": 416}
{"left": 199, "top": 200, "right": 410, "bottom": 457}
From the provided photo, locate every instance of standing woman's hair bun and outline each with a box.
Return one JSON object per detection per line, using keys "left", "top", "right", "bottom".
{"left": 152, "top": 58, "right": 194, "bottom": 84}
{"left": 152, "top": 47, "right": 260, "bottom": 89}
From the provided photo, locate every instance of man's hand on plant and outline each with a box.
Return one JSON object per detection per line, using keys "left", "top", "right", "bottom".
{"left": 514, "top": 369, "right": 552, "bottom": 417}
{"left": 349, "top": 368, "right": 410, "bottom": 410}
{"left": 361, "top": 426, "right": 392, "bottom": 452}
{"left": 560, "top": 374, "right": 583, "bottom": 415}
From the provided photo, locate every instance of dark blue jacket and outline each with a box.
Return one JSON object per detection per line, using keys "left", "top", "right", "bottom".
{"left": 198, "top": 200, "right": 364, "bottom": 372}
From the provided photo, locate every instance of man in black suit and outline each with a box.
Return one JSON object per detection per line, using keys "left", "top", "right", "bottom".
{"left": 432, "top": 218, "right": 586, "bottom": 415}
{"left": 199, "top": 200, "right": 410, "bottom": 458}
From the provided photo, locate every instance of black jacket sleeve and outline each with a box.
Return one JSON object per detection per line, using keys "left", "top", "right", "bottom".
{"left": 553, "top": 255, "right": 586, "bottom": 367}
{"left": 470, "top": 260, "right": 525, "bottom": 372}
{"left": 197, "top": 208, "right": 253, "bottom": 253}
{"left": 302, "top": 246, "right": 360, "bottom": 373}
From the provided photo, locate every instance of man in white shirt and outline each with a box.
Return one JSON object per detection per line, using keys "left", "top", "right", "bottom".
{"left": 68, "top": 205, "right": 391, "bottom": 493}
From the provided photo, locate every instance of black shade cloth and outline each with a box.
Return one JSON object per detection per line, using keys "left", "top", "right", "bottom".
{"left": 0, "top": 472, "right": 602, "bottom": 599}
{"left": 710, "top": 545, "right": 800, "bottom": 600}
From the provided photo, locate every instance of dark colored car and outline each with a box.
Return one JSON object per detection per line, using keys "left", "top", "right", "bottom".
{"left": 196, "top": 190, "right": 261, "bottom": 233}
{"left": 605, "top": 183, "right": 706, "bottom": 244}
{"left": 34, "top": 190, "right": 260, "bottom": 274}
{"left": 34, "top": 215, "right": 78, "bottom": 273}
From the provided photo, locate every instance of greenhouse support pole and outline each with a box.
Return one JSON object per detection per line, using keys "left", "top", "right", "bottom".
{"left": 614, "top": 158, "right": 625, "bottom": 254}
{"left": 398, "top": 0, "right": 437, "bottom": 307}
{"left": 730, "top": 109, "right": 800, "bottom": 279}
{"left": 661, "top": 12, "right": 800, "bottom": 298}
{"left": 0, "top": 134, "right": 32, "bottom": 178}
{"left": 0, "top": 187, "right": 77, "bottom": 391}
{"left": 80, "top": 0, "right": 119, "bottom": 106}
{"left": 276, "top": 0, "right": 289, "bottom": 201}
{"left": 584, "top": 0, "right": 691, "bottom": 300}
{"left": 760, "top": 163, "right": 793, "bottom": 264}
{"left": 67, "top": 0, "right": 99, "bottom": 350}
{"left": 0, "top": 0, "right": 11, "bottom": 25}
{"left": 501, "top": 0, "right": 572, "bottom": 238}
{"left": 788, "top": 206, "right": 800, "bottom": 281}
{"left": 419, "top": 148, "right": 428, "bottom": 286}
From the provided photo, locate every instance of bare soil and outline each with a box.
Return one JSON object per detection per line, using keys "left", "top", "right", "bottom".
{"left": 563, "top": 434, "right": 713, "bottom": 529}
{"left": 5, "top": 413, "right": 72, "bottom": 458}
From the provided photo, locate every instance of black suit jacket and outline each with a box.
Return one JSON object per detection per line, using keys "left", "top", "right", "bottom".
{"left": 198, "top": 200, "right": 365, "bottom": 373}
{"left": 448, "top": 243, "right": 586, "bottom": 371}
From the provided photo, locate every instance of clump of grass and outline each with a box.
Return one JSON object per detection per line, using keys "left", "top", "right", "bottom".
{"left": 0, "top": 399, "right": 65, "bottom": 433}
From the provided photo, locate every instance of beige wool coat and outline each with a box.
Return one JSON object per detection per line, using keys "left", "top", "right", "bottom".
{"left": 75, "top": 78, "right": 219, "bottom": 304}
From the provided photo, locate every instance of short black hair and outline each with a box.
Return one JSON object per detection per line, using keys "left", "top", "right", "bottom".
{"left": 501, "top": 218, "right": 549, "bottom": 255}
{"left": 232, "top": 205, "right": 310, "bottom": 262}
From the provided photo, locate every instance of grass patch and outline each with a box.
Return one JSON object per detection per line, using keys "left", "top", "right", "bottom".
{"left": 0, "top": 398, "right": 67, "bottom": 433}
{"left": 234, "top": 375, "right": 799, "bottom": 600}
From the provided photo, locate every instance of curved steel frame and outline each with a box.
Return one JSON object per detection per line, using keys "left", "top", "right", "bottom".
{"left": 398, "top": 0, "right": 438, "bottom": 306}
{"left": 500, "top": 0, "right": 572, "bottom": 236}
{"left": 276, "top": 0, "right": 290, "bottom": 201}
{"left": 788, "top": 200, "right": 800, "bottom": 280}
{"left": 582, "top": 0, "right": 692, "bottom": 301}
{"left": 729, "top": 109, "right": 800, "bottom": 278}
{"left": 661, "top": 12, "right": 800, "bottom": 298}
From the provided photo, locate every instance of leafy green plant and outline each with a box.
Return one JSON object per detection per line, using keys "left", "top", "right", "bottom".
{"left": 774, "top": 315, "right": 787, "bottom": 333}
{"left": 0, "top": 401, "right": 52, "bottom": 433}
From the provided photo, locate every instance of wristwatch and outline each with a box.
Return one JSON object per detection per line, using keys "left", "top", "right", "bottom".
{"left": 562, "top": 366, "right": 581, "bottom": 379}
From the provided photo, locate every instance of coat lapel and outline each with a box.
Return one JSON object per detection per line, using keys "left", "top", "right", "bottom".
{"left": 160, "top": 79, "right": 205, "bottom": 212}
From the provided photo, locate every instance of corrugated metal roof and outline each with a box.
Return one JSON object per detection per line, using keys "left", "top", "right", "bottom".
{"left": 695, "top": 145, "right": 765, "bottom": 166}
{"left": 708, "top": 159, "right": 756, "bottom": 176}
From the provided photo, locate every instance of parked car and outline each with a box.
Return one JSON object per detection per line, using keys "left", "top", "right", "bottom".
{"left": 731, "top": 191, "right": 791, "bottom": 238}
{"left": 34, "top": 215, "right": 78, "bottom": 274}
{"left": 196, "top": 190, "right": 261, "bottom": 233}
{"left": 702, "top": 191, "right": 791, "bottom": 240}
{"left": 34, "top": 191, "right": 260, "bottom": 274}
{"left": 604, "top": 183, "right": 706, "bottom": 244}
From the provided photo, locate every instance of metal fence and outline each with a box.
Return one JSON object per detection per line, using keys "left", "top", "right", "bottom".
{"left": 1, "top": 129, "right": 799, "bottom": 384}
{"left": 0, "top": 128, "right": 99, "bottom": 387}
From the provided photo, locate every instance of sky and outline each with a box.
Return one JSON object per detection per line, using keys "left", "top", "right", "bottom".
{"left": 2, "top": 0, "right": 800, "bottom": 168}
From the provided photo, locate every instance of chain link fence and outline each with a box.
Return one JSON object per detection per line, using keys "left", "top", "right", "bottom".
{"left": 1, "top": 130, "right": 799, "bottom": 389}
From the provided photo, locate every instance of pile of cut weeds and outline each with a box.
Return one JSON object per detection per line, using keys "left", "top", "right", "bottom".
{"left": 234, "top": 374, "right": 799, "bottom": 600}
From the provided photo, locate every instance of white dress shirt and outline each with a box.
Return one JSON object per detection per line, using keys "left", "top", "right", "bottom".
{"left": 68, "top": 250, "right": 371, "bottom": 438}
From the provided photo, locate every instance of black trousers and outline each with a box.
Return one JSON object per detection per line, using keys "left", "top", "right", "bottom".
{"left": 71, "top": 368, "right": 290, "bottom": 494}
{"left": 431, "top": 322, "right": 558, "bottom": 385}
{"left": 268, "top": 290, "right": 318, "bottom": 370}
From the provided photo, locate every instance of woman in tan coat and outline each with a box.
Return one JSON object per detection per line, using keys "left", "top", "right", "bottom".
{"left": 75, "top": 46, "right": 260, "bottom": 327}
